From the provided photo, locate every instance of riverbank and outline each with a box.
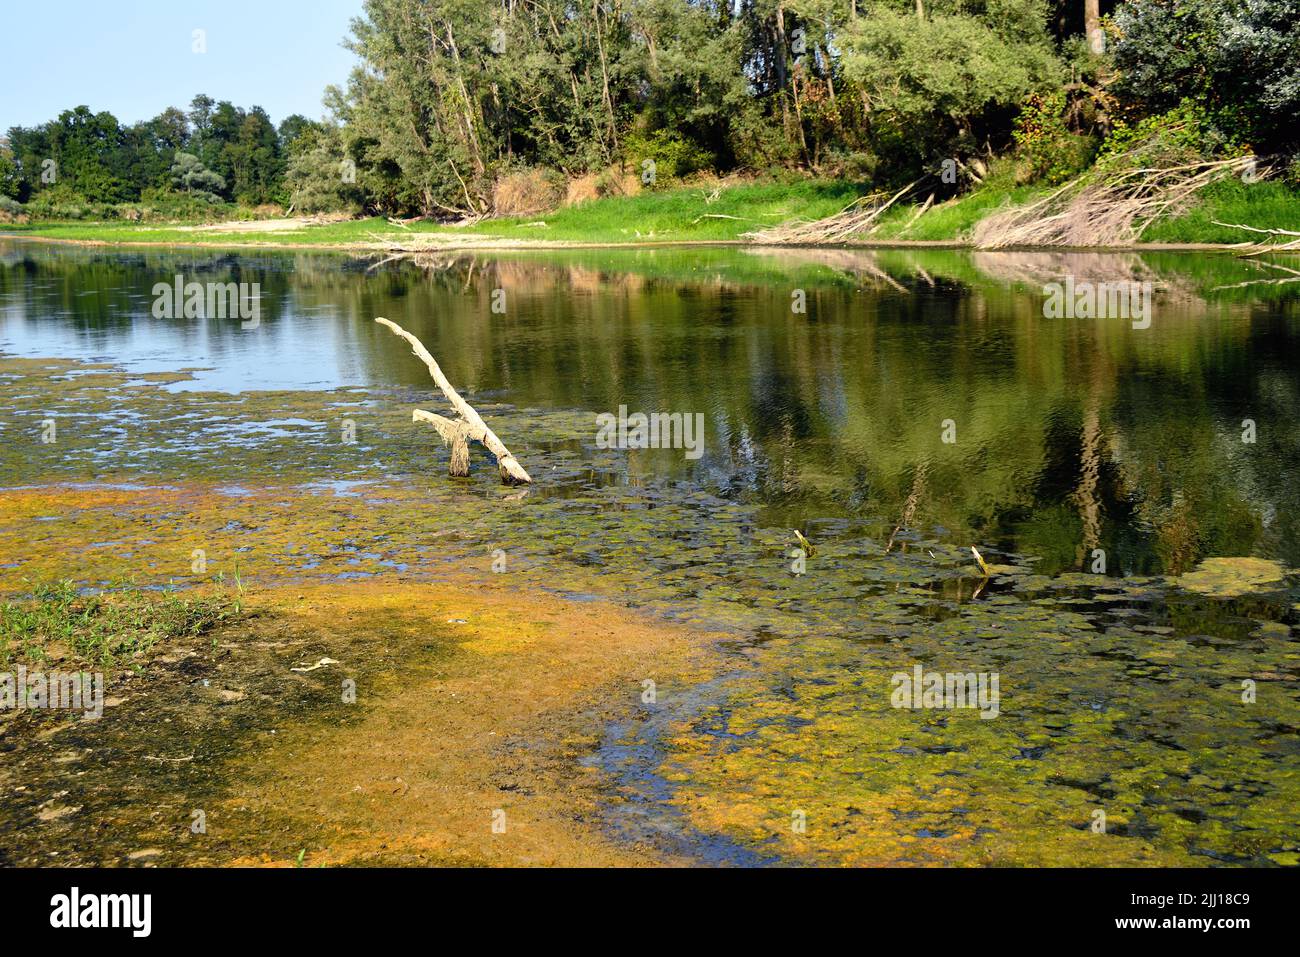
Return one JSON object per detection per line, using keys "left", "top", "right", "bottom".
{"left": 3, "top": 177, "right": 1297, "bottom": 252}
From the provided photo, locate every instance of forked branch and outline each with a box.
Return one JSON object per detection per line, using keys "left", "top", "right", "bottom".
{"left": 375, "top": 316, "right": 531, "bottom": 484}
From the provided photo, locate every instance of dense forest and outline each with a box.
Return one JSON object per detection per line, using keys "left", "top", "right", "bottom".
{"left": 2, "top": 0, "right": 1297, "bottom": 219}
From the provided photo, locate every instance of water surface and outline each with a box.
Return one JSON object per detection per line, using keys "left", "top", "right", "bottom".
{"left": 2, "top": 239, "right": 1297, "bottom": 865}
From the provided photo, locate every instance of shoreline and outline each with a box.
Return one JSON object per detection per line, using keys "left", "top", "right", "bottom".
{"left": 0, "top": 230, "right": 1270, "bottom": 255}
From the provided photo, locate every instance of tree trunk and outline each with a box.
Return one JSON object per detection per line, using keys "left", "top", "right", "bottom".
{"left": 1084, "top": 0, "right": 1104, "bottom": 54}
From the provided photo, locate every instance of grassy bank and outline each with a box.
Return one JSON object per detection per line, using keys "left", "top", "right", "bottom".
{"left": 2, "top": 175, "right": 1297, "bottom": 250}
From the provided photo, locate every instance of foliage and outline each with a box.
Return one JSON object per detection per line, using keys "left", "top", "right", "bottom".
{"left": 622, "top": 128, "right": 713, "bottom": 186}
{"left": 1097, "top": 100, "right": 1236, "bottom": 169}
{"left": 284, "top": 124, "right": 365, "bottom": 214}
{"left": 170, "top": 152, "right": 226, "bottom": 204}
{"left": 5, "top": 1, "right": 1295, "bottom": 223}
{"left": 5, "top": 93, "right": 294, "bottom": 210}
{"left": 1012, "top": 91, "right": 1098, "bottom": 184}
{"left": 1112, "top": 0, "right": 1300, "bottom": 158}
{"left": 839, "top": 2, "right": 1062, "bottom": 173}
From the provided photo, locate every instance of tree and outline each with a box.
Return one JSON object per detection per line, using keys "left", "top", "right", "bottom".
{"left": 221, "top": 106, "right": 283, "bottom": 203}
{"left": 285, "top": 124, "right": 364, "bottom": 213}
{"left": 1084, "top": 0, "right": 1102, "bottom": 53}
{"left": 170, "top": 151, "right": 226, "bottom": 203}
{"left": 1112, "top": 0, "right": 1300, "bottom": 157}
{"left": 839, "top": 1, "right": 1062, "bottom": 171}
{"left": 0, "top": 140, "right": 20, "bottom": 200}
{"left": 278, "top": 114, "right": 321, "bottom": 157}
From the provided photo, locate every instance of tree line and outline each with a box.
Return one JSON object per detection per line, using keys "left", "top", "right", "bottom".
{"left": 0, "top": 96, "right": 324, "bottom": 212}
{"left": 2, "top": 0, "right": 1296, "bottom": 218}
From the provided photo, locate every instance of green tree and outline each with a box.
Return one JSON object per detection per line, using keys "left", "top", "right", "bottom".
{"left": 170, "top": 151, "right": 226, "bottom": 203}
{"left": 285, "top": 124, "right": 364, "bottom": 213}
{"left": 1112, "top": 0, "right": 1300, "bottom": 157}
{"left": 839, "top": 1, "right": 1062, "bottom": 172}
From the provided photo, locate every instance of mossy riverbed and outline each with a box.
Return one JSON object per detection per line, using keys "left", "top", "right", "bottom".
{"left": 1, "top": 353, "right": 1296, "bottom": 866}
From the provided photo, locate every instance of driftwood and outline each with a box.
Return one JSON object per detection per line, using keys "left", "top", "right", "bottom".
{"left": 375, "top": 317, "right": 531, "bottom": 484}
{"left": 1212, "top": 221, "right": 1300, "bottom": 256}
{"left": 742, "top": 180, "right": 918, "bottom": 245}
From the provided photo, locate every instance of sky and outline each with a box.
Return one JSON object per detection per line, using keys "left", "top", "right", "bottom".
{"left": 0, "top": 0, "right": 363, "bottom": 131}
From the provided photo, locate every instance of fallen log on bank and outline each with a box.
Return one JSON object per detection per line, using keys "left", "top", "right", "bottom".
{"left": 375, "top": 316, "right": 531, "bottom": 484}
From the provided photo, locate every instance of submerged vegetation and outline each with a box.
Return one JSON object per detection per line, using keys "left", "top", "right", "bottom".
{"left": 0, "top": 242, "right": 1297, "bottom": 865}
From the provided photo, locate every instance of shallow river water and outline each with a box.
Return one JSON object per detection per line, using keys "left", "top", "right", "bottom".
{"left": 1, "top": 238, "right": 1297, "bottom": 865}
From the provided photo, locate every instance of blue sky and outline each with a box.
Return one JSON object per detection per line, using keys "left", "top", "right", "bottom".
{"left": 1, "top": 0, "right": 363, "bottom": 130}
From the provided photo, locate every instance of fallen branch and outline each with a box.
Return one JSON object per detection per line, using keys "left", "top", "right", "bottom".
{"left": 974, "top": 154, "right": 1260, "bottom": 249}
{"left": 899, "top": 193, "right": 935, "bottom": 236}
{"left": 376, "top": 317, "right": 531, "bottom": 484}
{"left": 1211, "top": 221, "right": 1300, "bottom": 238}
{"left": 413, "top": 409, "right": 481, "bottom": 477}
{"left": 743, "top": 180, "right": 919, "bottom": 245}
{"left": 1211, "top": 220, "right": 1300, "bottom": 256}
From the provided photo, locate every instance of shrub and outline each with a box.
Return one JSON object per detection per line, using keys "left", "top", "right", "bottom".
{"left": 1012, "top": 92, "right": 1098, "bottom": 184}
{"left": 1098, "top": 100, "right": 1237, "bottom": 168}
{"left": 1112, "top": 0, "right": 1300, "bottom": 158}
{"left": 171, "top": 152, "right": 227, "bottom": 204}
{"left": 136, "top": 186, "right": 232, "bottom": 223}
{"left": 622, "top": 129, "right": 713, "bottom": 188}
{"left": 491, "top": 167, "right": 565, "bottom": 216}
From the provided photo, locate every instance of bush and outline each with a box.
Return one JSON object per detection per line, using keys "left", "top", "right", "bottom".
{"left": 135, "top": 187, "right": 232, "bottom": 223}
{"left": 840, "top": 4, "right": 1063, "bottom": 170}
{"left": 1112, "top": 0, "right": 1300, "bottom": 158}
{"left": 491, "top": 167, "right": 565, "bottom": 216}
{"left": 171, "top": 152, "right": 226, "bottom": 204}
{"left": 24, "top": 185, "right": 115, "bottom": 221}
{"left": 285, "top": 132, "right": 365, "bottom": 215}
{"left": 820, "top": 148, "right": 880, "bottom": 182}
{"left": 1098, "top": 100, "right": 1234, "bottom": 168}
{"left": 1012, "top": 92, "right": 1098, "bottom": 184}
{"left": 622, "top": 129, "right": 713, "bottom": 188}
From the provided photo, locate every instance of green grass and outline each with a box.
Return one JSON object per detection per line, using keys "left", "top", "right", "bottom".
{"left": 443, "top": 178, "right": 868, "bottom": 242}
{"left": 0, "top": 580, "right": 239, "bottom": 667}
{"left": 1141, "top": 179, "right": 1300, "bottom": 243}
{"left": 0, "top": 178, "right": 868, "bottom": 247}
{"left": 3, "top": 174, "right": 1296, "bottom": 249}
{"left": 871, "top": 182, "right": 1052, "bottom": 241}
